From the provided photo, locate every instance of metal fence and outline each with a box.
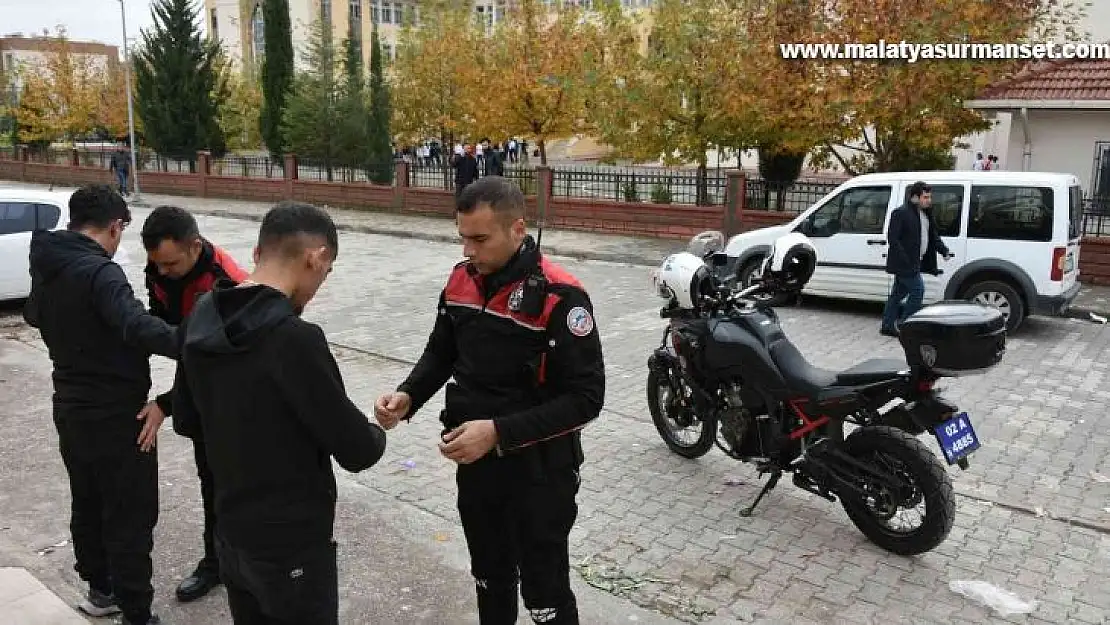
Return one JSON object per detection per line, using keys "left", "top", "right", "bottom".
{"left": 1082, "top": 196, "right": 1110, "bottom": 236}
{"left": 2, "top": 147, "right": 853, "bottom": 210}
{"left": 210, "top": 155, "right": 284, "bottom": 178}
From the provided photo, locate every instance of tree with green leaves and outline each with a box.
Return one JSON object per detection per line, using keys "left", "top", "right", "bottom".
{"left": 366, "top": 24, "right": 393, "bottom": 184}
{"left": 260, "top": 0, "right": 294, "bottom": 158}
{"left": 335, "top": 28, "right": 369, "bottom": 180}
{"left": 282, "top": 9, "right": 342, "bottom": 180}
{"left": 133, "top": 0, "right": 225, "bottom": 164}
{"left": 589, "top": 0, "right": 741, "bottom": 204}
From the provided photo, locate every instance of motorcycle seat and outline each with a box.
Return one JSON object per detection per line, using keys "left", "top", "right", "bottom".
{"left": 835, "top": 358, "right": 909, "bottom": 386}
{"left": 768, "top": 339, "right": 838, "bottom": 396}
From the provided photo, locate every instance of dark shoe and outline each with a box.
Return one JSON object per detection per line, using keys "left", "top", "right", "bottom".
{"left": 120, "top": 615, "right": 163, "bottom": 625}
{"left": 880, "top": 325, "right": 899, "bottom": 337}
{"left": 174, "top": 568, "right": 220, "bottom": 602}
{"left": 77, "top": 587, "right": 121, "bottom": 617}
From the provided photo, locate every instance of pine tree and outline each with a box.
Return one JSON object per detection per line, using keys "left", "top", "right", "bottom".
{"left": 366, "top": 23, "right": 392, "bottom": 184}
{"left": 282, "top": 9, "right": 342, "bottom": 180}
{"left": 260, "top": 0, "right": 293, "bottom": 158}
{"left": 133, "top": 0, "right": 225, "bottom": 165}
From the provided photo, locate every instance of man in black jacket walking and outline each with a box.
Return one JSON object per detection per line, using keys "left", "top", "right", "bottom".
{"left": 374, "top": 177, "right": 605, "bottom": 624}
{"left": 24, "top": 184, "right": 177, "bottom": 625}
{"left": 881, "top": 181, "right": 952, "bottom": 336}
{"left": 173, "top": 201, "right": 387, "bottom": 625}
{"left": 454, "top": 144, "right": 480, "bottom": 198}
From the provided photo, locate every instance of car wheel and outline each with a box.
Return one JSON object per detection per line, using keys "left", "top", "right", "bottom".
{"left": 737, "top": 257, "right": 793, "bottom": 307}
{"left": 962, "top": 280, "right": 1025, "bottom": 332}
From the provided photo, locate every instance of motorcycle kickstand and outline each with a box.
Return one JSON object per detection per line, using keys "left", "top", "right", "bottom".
{"left": 740, "top": 469, "right": 782, "bottom": 517}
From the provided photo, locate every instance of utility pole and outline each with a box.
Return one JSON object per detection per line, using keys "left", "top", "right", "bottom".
{"left": 119, "top": 0, "right": 141, "bottom": 200}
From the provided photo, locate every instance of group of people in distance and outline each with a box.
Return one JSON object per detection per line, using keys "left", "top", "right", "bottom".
{"left": 25, "top": 177, "right": 604, "bottom": 625}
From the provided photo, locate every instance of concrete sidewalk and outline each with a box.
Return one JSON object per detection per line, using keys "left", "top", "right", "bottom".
{"left": 0, "top": 567, "right": 88, "bottom": 625}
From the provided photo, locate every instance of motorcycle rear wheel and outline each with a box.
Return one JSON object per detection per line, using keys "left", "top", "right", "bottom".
{"left": 646, "top": 369, "right": 716, "bottom": 458}
{"left": 839, "top": 426, "right": 956, "bottom": 556}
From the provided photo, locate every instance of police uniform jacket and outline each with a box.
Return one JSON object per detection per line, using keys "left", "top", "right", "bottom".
{"left": 397, "top": 235, "right": 605, "bottom": 463}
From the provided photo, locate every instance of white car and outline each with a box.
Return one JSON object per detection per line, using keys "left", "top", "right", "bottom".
{"left": 0, "top": 187, "right": 133, "bottom": 302}
{"left": 709, "top": 171, "right": 1084, "bottom": 331}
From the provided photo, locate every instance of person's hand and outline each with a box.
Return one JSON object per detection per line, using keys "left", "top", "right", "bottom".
{"left": 439, "top": 420, "right": 499, "bottom": 465}
{"left": 374, "top": 391, "right": 411, "bottom": 430}
{"left": 136, "top": 401, "right": 165, "bottom": 452}
{"left": 943, "top": 252, "right": 955, "bottom": 261}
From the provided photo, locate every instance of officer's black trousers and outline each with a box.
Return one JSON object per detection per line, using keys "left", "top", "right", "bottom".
{"left": 191, "top": 432, "right": 220, "bottom": 575}
{"left": 457, "top": 452, "right": 581, "bottom": 625}
{"left": 55, "top": 409, "right": 158, "bottom": 625}
{"left": 217, "top": 536, "right": 339, "bottom": 625}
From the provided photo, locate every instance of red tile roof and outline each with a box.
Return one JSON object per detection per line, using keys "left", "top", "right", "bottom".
{"left": 977, "top": 57, "right": 1110, "bottom": 100}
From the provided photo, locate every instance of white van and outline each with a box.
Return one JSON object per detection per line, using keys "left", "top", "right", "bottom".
{"left": 714, "top": 171, "right": 1084, "bottom": 331}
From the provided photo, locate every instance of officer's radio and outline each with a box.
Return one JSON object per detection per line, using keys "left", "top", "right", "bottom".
{"left": 519, "top": 271, "right": 547, "bottom": 317}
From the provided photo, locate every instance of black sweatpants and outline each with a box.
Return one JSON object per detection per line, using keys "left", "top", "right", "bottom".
{"left": 456, "top": 452, "right": 581, "bottom": 625}
{"left": 217, "top": 536, "right": 338, "bottom": 625}
{"left": 55, "top": 410, "right": 158, "bottom": 625}
{"left": 191, "top": 433, "right": 220, "bottom": 575}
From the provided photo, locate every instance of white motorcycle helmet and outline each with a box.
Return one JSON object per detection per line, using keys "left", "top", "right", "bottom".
{"left": 652, "top": 252, "right": 714, "bottom": 310}
{"left": 759, "top": 232, "right": 818, "bottom": 292}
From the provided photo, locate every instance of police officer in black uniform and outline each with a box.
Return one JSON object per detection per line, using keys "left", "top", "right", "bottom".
{"left": 375, "top": 176, "right": 605, "bottom": 625}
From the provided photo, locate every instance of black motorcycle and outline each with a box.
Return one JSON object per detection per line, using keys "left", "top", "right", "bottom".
{"left": 646, "top": 254, "right": 1005, "bottom": 555}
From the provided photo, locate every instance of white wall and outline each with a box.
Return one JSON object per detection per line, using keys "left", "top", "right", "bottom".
{"left": 999, "top": 109, "right": 1110, "bottom": 193}
{"left": 210, "top": 0, "right": 245, "bottom": 66}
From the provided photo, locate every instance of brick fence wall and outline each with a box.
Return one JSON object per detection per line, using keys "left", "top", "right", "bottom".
{"left": 3, "top": 147, "right": 1109, "bottom": 285}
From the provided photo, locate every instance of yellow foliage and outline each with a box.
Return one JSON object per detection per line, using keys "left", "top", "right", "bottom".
{"left": 14, "top": 28, "right": 106, "bottom": 143}
{"left": 473, "top": 0, "right": 609, "bottom": 164}
{"left": 389, "top": 0, "right": 485, "bottom": 146}
{"left": 217, "top": 65, "right": 263, "bottom": 151}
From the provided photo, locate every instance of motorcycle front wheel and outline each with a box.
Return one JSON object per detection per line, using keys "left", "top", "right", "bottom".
{"left": 839, "top": 426, "right": 956, "bottom": 556}
{"left": 646, "top": 368, "right": 716, "bottom": 459}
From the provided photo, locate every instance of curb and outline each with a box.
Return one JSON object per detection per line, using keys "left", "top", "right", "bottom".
{"left": 132, "top": 201, "right": 670, "bottom": 269}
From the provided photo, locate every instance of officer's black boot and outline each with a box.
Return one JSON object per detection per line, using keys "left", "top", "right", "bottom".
{"left": 475, "top": 576, "right": 519, "bottom": 625}
{"left": 526, "top": 596, "right": 579, "bottom": 624}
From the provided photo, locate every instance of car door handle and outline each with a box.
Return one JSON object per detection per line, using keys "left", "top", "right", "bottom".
{"left": 867, "top": 239, "right": 887, "bottom": 245}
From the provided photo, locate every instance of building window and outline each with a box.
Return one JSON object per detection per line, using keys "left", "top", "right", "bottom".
{"left": 251, "top": 2, "right": 265, "bottom": 61}
{"left": 321, "top": 0, "right": 332, "bottom": 24}
{"left": 371, "top": 0, "right": 379, "bottom": 24}
{"left": 210, "top": 8, "right": 219, "bottom": 41}
{"left": 349, "top": 0, "right": 361, "bottom": 21}
{"left": 1093, "top": 141, "right": 1110, "bottom": 207}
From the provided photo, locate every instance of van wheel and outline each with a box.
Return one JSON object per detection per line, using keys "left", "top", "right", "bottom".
{"left": 737, "top": 257, "right": 792, "bottom": 307}
{"left": 961, "top": 280, "right": 1025, "bottom": 332}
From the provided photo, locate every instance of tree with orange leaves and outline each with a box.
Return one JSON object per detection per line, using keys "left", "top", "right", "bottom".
{"left": 95, "top": 59, "right": 137, "bottom": 141}
{"left": 474, "top": 0, "right": 608, "bottom": 165}
{"left": 802, "top": 0, "right": 1087, "bottom": 174}
{"left": 14, "top": 28, "right": 103, "bottom": 144}
{"left": 390, "top": 0, "right": 484, "bottom": 153}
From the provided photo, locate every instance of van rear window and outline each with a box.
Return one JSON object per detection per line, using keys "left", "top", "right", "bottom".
{"left": 1069, "top": 185, "right": 1084, "bottom": 240}
{"left": 968, "top": 185, "right": 1053, "bottom": 242}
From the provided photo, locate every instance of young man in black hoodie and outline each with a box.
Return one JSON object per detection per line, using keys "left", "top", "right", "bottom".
{"left": 24, "top": 184, "right": 177, "bottom": 625}
{"left": 172, "top": 200, "right": 387, "bottom": 625}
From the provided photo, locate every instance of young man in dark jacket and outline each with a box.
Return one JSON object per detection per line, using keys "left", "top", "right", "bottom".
{"left": 24, "top": 184, "right": 176, "bottom": 625}
{"left": 172, "top": 201, "right": 387, "bottom": 625}
{"left": 374, "top": 177, "right": 606, "bottom": 625}
{"left": 881, "top": 181, "right": 953, "bottom": 336}
{"left": 454, "top": 144, "right": 480, "bottom": 197}
{"left": 140, "top": 205, "right": 248, "bottom": 602}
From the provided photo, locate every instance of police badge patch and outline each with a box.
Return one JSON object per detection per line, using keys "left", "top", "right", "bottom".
{"left": 508, "top": 282, "right": 525, "bottom": 311}
{"left": 566, "top": 306, "right": 594, "bottom": 337}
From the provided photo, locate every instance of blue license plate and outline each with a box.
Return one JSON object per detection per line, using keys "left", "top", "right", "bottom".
{"left": 933, "top": 412, "right": 980, "bottom": 465}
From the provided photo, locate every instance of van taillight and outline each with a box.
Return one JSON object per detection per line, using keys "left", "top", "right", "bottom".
{"left": 1050, "top": 247, "right": 1066, "bottom": 282}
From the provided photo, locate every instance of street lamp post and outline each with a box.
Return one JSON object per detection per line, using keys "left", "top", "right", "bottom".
{"left": 118, "top": 0, "right": 140, "bottom": 200}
